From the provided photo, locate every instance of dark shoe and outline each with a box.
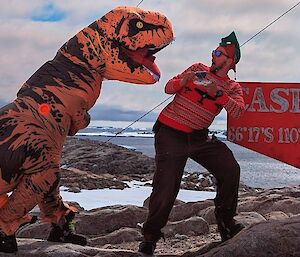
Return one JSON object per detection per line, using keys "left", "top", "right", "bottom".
{"left": 217, "top": 219, "right": 244, "bottom": 242}
{"left": 217, "top": 220, "right": 231, "bottom": 242}
{"left": 138, "top": 241, "right": 156, "bottom": 255}
{"left": 47, "top": 211, "right": 87, "bottom": 246}
{"left": 0, "top": 233, "right": 17, "bottom": 253}
{"left": 138, "top": 228, "right": 164, "bottom": 255}
{"left": 215, "top": 206, "right": 244, "bottom": 242}
{"left": 228, "top": 220, "right": 244, "bottom": 237}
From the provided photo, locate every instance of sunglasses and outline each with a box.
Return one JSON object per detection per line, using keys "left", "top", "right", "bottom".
{"left": 212, "top": 50, "right": 230, "bottom": 58}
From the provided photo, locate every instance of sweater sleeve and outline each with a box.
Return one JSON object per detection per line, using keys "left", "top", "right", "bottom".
{"left": 216, "top": 81, "right": 245, "bottom": 119}
{"left": 165, "top": 63, "right": 205, "bottom": 94}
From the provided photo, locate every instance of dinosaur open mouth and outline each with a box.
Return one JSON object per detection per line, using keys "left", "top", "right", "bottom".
{"left": 121, "top": 45, "right": 168, "bottom": 81}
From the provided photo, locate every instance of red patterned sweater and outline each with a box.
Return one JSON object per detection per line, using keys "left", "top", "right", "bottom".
{"left": 158, "top": 63, "right": 245, "bottom": 132}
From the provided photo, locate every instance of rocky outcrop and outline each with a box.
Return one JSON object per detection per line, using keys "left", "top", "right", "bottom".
{"left": 184, "top": 215, "right": 300, "bottom": 257}
{"left": 60, "top": 167, "right": 129, "bottom": 191}
{"left": 59, "top": 138, "right": 255, "bottom": 193}
{"left": 61, "top": 137, "right": 156, "bottom": 176}
{"left": 169, "top": 200, "right": 215, "bottom": 222}
{"left": 0, "top": 240, "right": 140, "bottom": 257}
{"left": 163, "top": 217, "right": 209, "bottom": 237}
{"left": 14, "top": 185, "right": 300, "bottom": 257}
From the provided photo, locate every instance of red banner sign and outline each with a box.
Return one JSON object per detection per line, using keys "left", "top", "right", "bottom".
{"left": 227, "top": 82, "right": 300, "bottom": 169}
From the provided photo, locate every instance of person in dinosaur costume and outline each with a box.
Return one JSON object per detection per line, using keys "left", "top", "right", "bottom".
{"left": 0, "top": 6, "right": 173, "bottom": 253}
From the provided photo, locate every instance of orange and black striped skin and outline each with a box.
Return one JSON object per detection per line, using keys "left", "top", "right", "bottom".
{"left": 0, "top": 6, "right": 173, "bottom": 236}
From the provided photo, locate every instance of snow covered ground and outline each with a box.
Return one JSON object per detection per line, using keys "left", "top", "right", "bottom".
{"left": 60, "top": 181, "right": 216, "bottom": 210}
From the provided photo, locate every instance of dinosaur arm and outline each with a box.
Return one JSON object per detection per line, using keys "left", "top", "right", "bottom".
{"left": 68, "top": 110, "right": 90, "bottom": 136}
{"left": 64, "top": 95, "right": 92, "bottom": 136}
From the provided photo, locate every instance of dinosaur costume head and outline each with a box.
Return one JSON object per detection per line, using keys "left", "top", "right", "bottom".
{"left": 60, "top": 6, "right": 174, "bottom": 84}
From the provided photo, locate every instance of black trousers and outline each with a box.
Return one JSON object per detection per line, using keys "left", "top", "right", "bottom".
{"left": 143, "top": 123, "right": 240, "bottom": 235}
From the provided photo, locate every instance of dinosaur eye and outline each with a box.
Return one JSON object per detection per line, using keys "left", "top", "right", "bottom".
{"left": 128, "top": 19, "right": 153, "bottom": 36}
{"left": 136, "top": 21, "right": 144, "bottom": 29}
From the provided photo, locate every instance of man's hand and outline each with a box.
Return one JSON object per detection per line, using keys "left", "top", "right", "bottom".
{"left": 204, "top": 74, "right": 225, "bottom": 97}
{"left": 206, "top": 81, "right": 219, "bottom": 97}
{"left": 179, "top": 71, "right": 196, "bottom": 87}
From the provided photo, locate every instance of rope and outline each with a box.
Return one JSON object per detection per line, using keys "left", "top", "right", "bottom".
{"left": 105, "top": 95, "right": 173, "bottom": 142}
{"left": 240, "top": 1, "right": 300, "bottom": 47}
{"left": 104, "top": 1, "right": 300, "bottom": 142}
{"left": 136, "top": 0, "right": 144, "bottom": 7}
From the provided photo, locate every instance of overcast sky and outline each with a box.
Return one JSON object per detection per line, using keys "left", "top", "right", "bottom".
{"left": 0, "top": 0, "right": 299, "bottom": 123}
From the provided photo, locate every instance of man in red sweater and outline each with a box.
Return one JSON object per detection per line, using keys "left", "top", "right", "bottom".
{"left": 139, "top": 32, "right": 245, "bottom": 255}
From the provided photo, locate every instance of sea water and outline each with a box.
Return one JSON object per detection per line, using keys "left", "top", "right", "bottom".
{"left": 76, "top": 120, "right": 300, "bottom": 189}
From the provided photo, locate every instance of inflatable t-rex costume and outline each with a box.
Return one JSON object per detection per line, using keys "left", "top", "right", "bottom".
{"left": 0, "top": 6, "right": 173, "bottom": 252}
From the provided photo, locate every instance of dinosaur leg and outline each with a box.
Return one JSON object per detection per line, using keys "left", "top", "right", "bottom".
{"left": 0, "top": 176, "right": 21, "bottom": 208}
{"left": 0, "top": 195, "right": 8, "bottom": 209}
{"left": 0, "top": 175, "right": 34, "bottom": 237}
{"left": 0, "top": 195, "right": 18, "bottom": 254}
{"left": 0, "top": 177, "right": 33, "bottom": 253}
{"left": 0, "top": 167, "right": 67, "bottom": 234}
{"left": 36, "top": 171, "right": 87, "bottom": 246}
{"left": 0, "top": 179, "right": 39, "bottom": 236}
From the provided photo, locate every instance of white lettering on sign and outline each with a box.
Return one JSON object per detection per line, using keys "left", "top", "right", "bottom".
{"left": 244, "top": 87, "right": 300, "bottom": 113}
{"left": 228, "top": 127, "right": 300, "bottom": 144}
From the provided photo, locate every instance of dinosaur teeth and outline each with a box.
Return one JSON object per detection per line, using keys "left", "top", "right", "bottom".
{"left": 145, "top": 67, "right": 160, "bottom": 82}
